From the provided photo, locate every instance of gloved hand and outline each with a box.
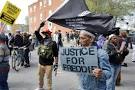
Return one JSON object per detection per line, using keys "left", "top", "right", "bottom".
{"left": 40, "top": 21, "right": 45, "bottom": 27}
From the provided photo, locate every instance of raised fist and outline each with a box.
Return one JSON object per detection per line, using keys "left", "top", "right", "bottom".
{"left": 53, "top": 64, "right": 58, "bottom": 71}
{"left": 40, "top": 21, "right": 45, "bottom": 27}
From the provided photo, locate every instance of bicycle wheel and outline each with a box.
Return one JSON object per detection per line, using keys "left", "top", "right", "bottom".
{"left": 11, "top": 51, "right": 17, "bottom": 69}
{"left": 14, "top": 55, "right": 22, "bottom": 71}
{"left": 11, "top": 55, "right": 15, "bottom": 69}
{"left": 29, "top": 52, "right": 31, "bottom": 61}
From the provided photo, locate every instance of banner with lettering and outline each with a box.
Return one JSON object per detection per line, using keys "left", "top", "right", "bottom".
{"left": 47, "top": 0, "right": 116, "bottom": 34}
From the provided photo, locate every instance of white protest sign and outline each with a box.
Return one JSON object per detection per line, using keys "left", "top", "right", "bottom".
{"left": 59, "top": 46, "right": 98, "bottom": 74}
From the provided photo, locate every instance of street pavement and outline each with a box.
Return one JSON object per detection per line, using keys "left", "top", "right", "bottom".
{"left": 8, "top": 41, "right": 135, "bottom": 90}
{"left": 115, "top": 49, "right": 135, "bottom": 90}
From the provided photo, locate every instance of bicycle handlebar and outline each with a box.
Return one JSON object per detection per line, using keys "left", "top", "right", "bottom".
{"left": 12, "top": 46, "right": 27, "bottom": 50}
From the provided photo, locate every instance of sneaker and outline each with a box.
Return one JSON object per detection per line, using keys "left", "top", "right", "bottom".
{"left": 24, "top": 64, "right": 30, "bottom": 68}
{"left": 121, "top": 63, "right": 128, "bottom": 67}
{"left": 21, "top": 63, "right": 24, "bottom": 66}
{"left": 116, "top": 83, "right": 121, "bottom": 86}
{"left": 35, "top": 88, "right": 45, "bottom": 90}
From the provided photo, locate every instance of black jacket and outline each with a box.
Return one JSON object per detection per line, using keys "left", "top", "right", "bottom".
{"left": 35, "top": 31, "right": 58, "bottom": 65}
{"left": 10, "top": 34, "right": 23, "bottom": 47}
{"left": 23, "top": 35, "right": 31, "bottom": 48}
{"left": 106, "top": 43, "right": 122, "bottom": 65}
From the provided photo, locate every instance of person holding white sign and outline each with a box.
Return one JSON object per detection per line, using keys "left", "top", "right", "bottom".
{"left": 77, "top": 30, "right": 111, "bottom": 90}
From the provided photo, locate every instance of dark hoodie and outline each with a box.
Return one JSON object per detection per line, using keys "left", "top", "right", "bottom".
{"left": 35, "top": 31, "right": 58, "bottom": 65}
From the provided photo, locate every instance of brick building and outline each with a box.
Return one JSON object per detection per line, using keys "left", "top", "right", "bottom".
{"left": 28, "top": 0, "right": 72, "bottom": 34}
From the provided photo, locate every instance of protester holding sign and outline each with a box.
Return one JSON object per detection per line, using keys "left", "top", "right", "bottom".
{"left": 77, "top": 30, "right": 111, "bottom": 90}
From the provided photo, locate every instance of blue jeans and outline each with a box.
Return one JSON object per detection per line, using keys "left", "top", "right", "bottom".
{"left": 106, "top": 64, "right": 121, "bottom": 90}
{"left": 0, "top": 63, "right": 10, "bottom": 90}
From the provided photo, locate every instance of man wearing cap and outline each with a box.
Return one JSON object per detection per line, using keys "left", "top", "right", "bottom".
{"left": 0, "top": 32, "right": 10, "bottom": 90}
{"left": 35, "top": 22, "right": 58, "bottom": 90}
{"left": 78, "top": 30, "right": 111, "bottom": 90}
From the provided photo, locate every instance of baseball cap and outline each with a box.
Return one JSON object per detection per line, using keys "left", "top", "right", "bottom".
{"left": 80, "top": 30, "right": 95, "bottom": 38}
{"left": 41, "top": 29, "right": 52, "bottom": 36}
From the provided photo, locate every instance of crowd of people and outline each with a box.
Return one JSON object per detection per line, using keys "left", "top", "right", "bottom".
{"left": 33, "top": 21, "right": 130, "bottom": 90}
{"left": 0, "top": 21, "right": 132, "bottom": 90}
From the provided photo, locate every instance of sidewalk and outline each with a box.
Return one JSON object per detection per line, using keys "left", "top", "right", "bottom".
{"left": 116, "top": 49, "right": 135, "bottom": 90}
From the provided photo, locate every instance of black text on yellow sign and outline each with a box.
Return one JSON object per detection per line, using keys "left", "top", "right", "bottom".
{"left": 0, "top": 12, "right": 15, "bottom": 25}
{"left": 0, "top": 1, "right": 21, "bottom": 25}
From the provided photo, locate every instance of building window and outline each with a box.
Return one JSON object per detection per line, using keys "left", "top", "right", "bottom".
{"left": 33, "top": 16, "right": 36, "bottom": 23}
{"left": 49, "top": 10, "right": 52, "bottom": 15}
{"left": 40, "top": 1, "right": 43, "bottom": 6}
{"left": 30, "top": 7, "right": 33, "bottom": 13}
{"left": 43, "top": 0, "right": 46, "bottom": 7}
{"left": 40, "top": 13, "right": 43, "bottom": 20}
{"left": 40, "top": 1, "right": 42, "bottom": 9}
{"left": 34, "top": 5, "right": 36, "bottom": 12}
{"left": 48, "top": 0, "right": 52, "bottom": 6}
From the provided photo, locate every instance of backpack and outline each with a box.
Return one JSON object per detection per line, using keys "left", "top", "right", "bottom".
{"left": 38, "top": 42, "right": 53, "bottom": 59}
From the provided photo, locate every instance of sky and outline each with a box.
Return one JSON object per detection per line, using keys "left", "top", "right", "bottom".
{"left": 0, "top": 0, "right": 38, "bottom": 24}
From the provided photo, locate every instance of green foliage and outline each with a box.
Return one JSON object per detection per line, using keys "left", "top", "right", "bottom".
{"left": 85, "top": 0, "right": 135, "bottom": 17}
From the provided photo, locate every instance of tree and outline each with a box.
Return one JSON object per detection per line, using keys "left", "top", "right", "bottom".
{"left": 85, "top": 0, "right": 135, "bottom": 17}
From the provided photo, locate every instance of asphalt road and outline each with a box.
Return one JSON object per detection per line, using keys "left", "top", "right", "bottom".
{"left": 8, "top": 47, "right": 79, "bottom": 90}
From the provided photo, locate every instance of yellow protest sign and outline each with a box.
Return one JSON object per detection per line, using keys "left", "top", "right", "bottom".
{"left": 0, "top": 1, "right": 21, "bottom": 25}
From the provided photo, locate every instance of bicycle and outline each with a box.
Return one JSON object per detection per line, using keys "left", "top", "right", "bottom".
{"left": 28, "top": 44, "right": 33, "bottom": 61}
{"left": 11, "top": 47, "right": 26, "bottom": 71}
